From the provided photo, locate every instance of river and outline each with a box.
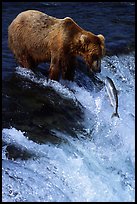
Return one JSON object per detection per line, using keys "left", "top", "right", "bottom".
{"left": 2, "top": 2, "right": 135, "bottom": 202}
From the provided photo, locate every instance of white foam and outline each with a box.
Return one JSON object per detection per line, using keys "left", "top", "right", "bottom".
{"left": 2, "top": 53, "right": 135, "bottom": 202}
{"left": 15, "top": 66, "right": 76, "bottom": 101}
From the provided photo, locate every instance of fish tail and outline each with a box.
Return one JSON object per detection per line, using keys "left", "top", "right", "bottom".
{"left": 111, "top": 112, "right": 120, "bottom": 118}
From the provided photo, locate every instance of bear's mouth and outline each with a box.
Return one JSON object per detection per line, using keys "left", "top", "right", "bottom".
{"left": 89, "top": 59, "right": 101, "bottom": 74}
{"left": 88, "top": 66, "right": 101, "bottom": 75}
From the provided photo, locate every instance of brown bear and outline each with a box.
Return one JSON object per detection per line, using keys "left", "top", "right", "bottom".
{"left": 8, "top": 10, "right": 105, "bottom": 81}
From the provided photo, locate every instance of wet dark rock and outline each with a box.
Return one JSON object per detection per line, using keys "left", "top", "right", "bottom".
{"left": 2, "top": 74, "right": 85, "bottom": 144}
{"left": 5, "top": 144, "right": 34, "bottom": 161}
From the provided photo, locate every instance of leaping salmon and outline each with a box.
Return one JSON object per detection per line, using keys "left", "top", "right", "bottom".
{"left": 105, "top": 76, "right": 120, "bottom": 118}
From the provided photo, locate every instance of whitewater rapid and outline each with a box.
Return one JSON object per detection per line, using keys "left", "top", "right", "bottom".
{"left": 2, "top": 53, "right": 135, "bottom": 202}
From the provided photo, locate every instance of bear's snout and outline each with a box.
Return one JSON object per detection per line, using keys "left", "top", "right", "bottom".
{"left": 91, "top": 58, "right": 101, "bottom": 73}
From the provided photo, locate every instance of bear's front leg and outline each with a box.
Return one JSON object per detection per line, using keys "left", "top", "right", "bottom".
{"left": 49, "top": 58, "right": 61, "bottom": 81}
{"left": 61, "top": 56, "right": 76, "bottom": 81}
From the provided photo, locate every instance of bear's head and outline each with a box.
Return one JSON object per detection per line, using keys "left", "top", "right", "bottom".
{"left": 78, "top": 33, "right": 105, "bottom": 73}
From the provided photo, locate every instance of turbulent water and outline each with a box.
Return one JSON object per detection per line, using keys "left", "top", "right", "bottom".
{"left": 2, "top": 2, "right": 135, "bottom": 202}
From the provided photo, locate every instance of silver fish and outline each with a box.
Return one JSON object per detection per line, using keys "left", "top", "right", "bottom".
{"left": 105, "top": 76, "right": 120, "bottom": 118}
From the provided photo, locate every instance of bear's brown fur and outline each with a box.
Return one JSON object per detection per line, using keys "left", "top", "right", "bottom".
{"left": 8, "top": 10, "right": 105, "bottom": 81}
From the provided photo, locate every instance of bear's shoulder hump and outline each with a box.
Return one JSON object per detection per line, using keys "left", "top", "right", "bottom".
{"left": 63, "top": 17, "right": 74, "bottom": 25}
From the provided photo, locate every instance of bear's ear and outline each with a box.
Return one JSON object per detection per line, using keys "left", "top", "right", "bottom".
{"left": 79, "top": 34, "right": 88, "bottom": 44}
{"left": 97, "top": 34, "right": 105, "bottom": 44}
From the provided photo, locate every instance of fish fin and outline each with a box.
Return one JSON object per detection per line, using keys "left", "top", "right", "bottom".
{"left": 111, "top": 112, "right": 120, "bottom": 118}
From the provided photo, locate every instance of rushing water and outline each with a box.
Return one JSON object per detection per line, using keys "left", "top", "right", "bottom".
{"left": 2, "top": 2, "right": 135, "bottom": 202}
